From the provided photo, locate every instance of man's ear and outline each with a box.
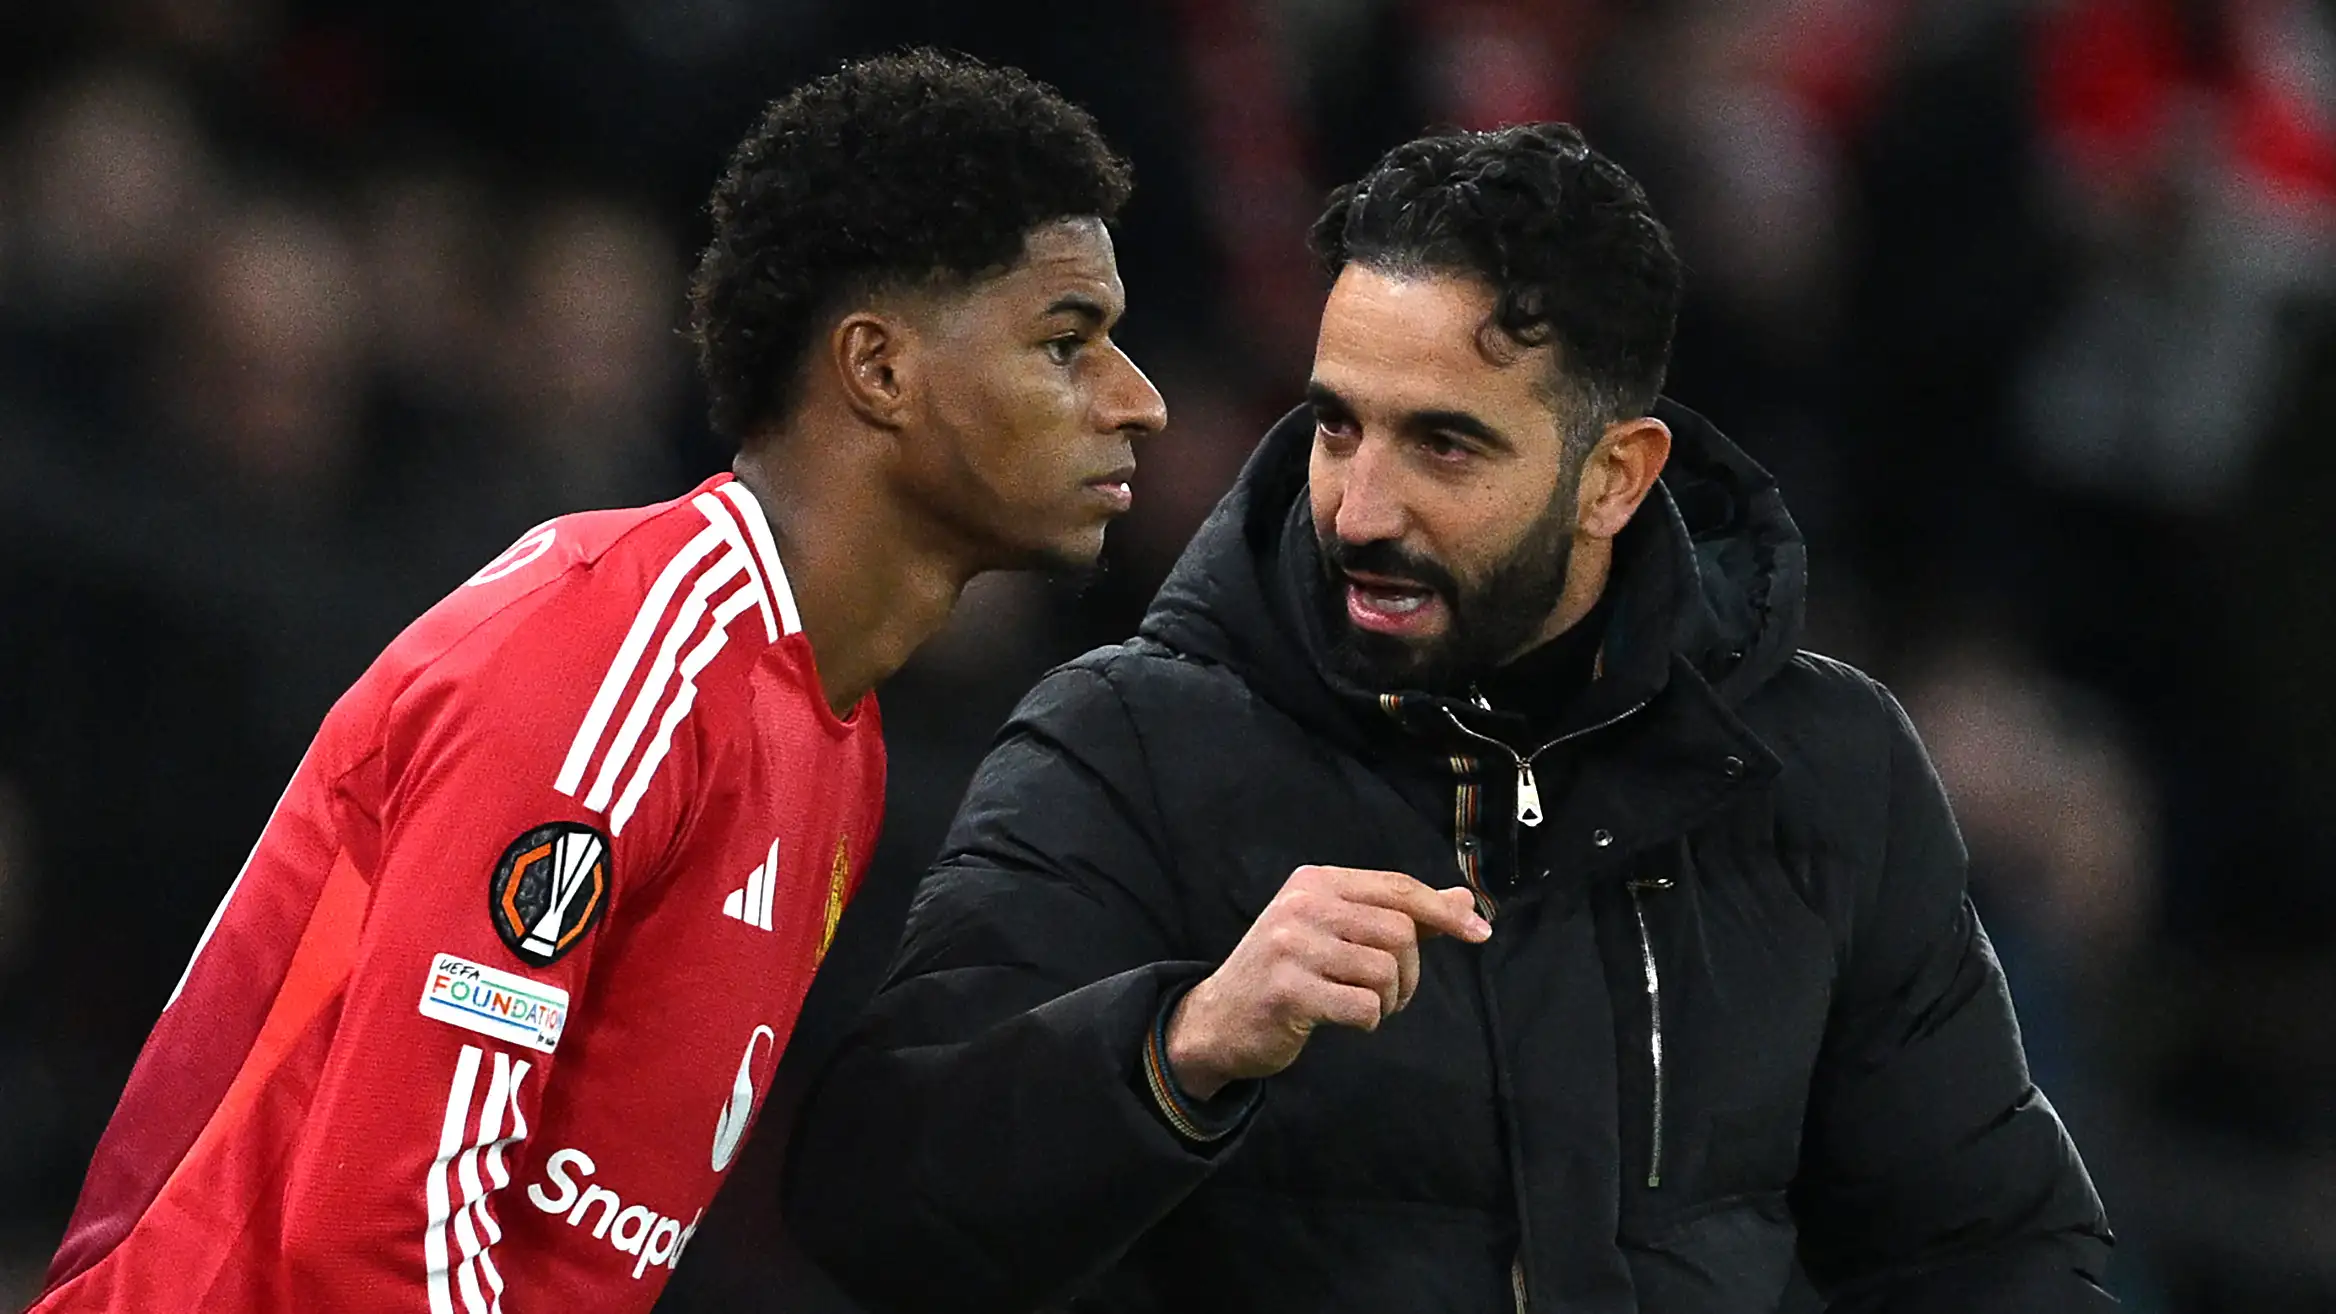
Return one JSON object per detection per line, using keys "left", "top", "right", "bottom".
{"left": 1575, "top": 416, "right": 1672, "bottom": 541}
{"left": 828, "top": 310, "right": 920, "bottom": 430}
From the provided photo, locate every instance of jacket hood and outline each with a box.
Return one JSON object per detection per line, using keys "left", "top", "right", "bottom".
{"left": 1136, "top": 399, "right": 1807, "bottom": 747}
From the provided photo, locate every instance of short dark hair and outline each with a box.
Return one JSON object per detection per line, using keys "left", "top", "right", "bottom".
{"left": 688, "top": 49, "right": 1133, "bottom": 441}
{"left": 1311, "top": 123, "right": 1682, "bottom": 437}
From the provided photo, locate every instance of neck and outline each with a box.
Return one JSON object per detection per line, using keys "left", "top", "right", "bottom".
{"left": 731, "top": 424, "right": 975, "bottom": 720}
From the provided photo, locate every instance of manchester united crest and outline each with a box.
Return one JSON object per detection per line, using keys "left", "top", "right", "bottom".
{"left": 816, "top": 836, "right": 850, "bottom": 965}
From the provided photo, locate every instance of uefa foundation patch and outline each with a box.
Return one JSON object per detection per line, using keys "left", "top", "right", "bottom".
{"left": 490, "top": 821, "right": 610, "bottom": 967}
{"left": 419, "top": 952, "right": 570, "bottom": 1053}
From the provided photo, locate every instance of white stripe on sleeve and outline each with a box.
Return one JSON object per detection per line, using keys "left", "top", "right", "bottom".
{"left": 556, "top": 524, "right": 725, "bottom": 799}
{"left": 425, "top": 1045, "right": 485, "bottom": 1314}
{"left": 716, "top": 481, "right": 800, "bottom": 636}
{"left": 450, "top": 1051, "right": 527, "bottom": 1314}
{"left": 692, "top": 491, "right": 778, "bottom": 643}
{"left": 584, "top": 553, "right": 743, "bottom": 814}
{"left": 608, "top": 584, "right": 757, "bottom": 835}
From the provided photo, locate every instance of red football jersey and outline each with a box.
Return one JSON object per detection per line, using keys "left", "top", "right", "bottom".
{"left": 33, "top": 474, "right": 886, "bottom": 1313}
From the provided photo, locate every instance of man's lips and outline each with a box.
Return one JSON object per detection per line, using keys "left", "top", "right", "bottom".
{"left": 1339, "top": 570, "right": 1444, "bottom": 636}
{"left": 1085, "top": 465, "right": 1136, "bottom": 512}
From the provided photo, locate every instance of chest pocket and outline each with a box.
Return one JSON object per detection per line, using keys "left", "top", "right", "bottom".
{"left": 1136, "top": 681, "right": 1453, "bottom": 954}
{"left": 1184, "top": 751, "right": 1454, "bottom": 948}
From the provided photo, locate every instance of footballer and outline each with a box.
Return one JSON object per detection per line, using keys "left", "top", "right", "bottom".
{"left": 30, "top": 49, "right": 1165, "bottom": 1313}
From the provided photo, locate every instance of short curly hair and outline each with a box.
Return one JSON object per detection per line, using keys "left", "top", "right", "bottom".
{"left": 688, "top": 50, "right": 1133, "bottom": 441}
{"left": 1311, "top": 123, "right": 1682, "bottom": 439}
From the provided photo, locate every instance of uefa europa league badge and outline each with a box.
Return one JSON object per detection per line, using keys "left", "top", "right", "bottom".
{"left": 489, "top": 822, "right": 611, "bottom": 967}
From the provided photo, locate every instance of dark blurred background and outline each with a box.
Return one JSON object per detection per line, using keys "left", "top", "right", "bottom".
{"left": 2, "top": 0, "right": 2333, "bottom": 1310}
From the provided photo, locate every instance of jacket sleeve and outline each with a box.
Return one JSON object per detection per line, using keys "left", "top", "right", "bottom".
{"left": 1793, "top": 682, "right": 2116, "bottom": 1312}
{"left": 784, "top": 664, "right": 1247, "bottom": 1314}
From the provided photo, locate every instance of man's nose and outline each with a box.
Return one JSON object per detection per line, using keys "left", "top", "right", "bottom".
{"left": 1101, "top": 344, "right": 1169, "bottom": 436}
{"left": 1333, "top": 436, "right": 1408, "bottom": 544}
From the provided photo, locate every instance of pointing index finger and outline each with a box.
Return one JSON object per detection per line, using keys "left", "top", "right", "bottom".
{"left": 1333, "top": 868, "right": 1492, "bottom": 943}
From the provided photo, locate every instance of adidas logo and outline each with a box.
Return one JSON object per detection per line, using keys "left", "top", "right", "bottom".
{"left": 721, "top": 838, "right": 781, "bottom": 932}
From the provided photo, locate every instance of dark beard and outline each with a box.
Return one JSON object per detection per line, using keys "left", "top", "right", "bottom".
{"left": 1317, "top": 482, "right": 1579, "bottom": 695}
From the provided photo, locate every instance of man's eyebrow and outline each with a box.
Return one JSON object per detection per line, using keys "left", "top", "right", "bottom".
{"left": 1404, "top": 408, "right": 1512, "bottom": 451}
{"left": 1042, "top": 294, "right": 1112, "bottom": 327}
{"left": 1304, "top": 380, "right": 1350, "bottom": 412}
{"left": 1305, "top": 383, "right": 1513, "bottom": 452}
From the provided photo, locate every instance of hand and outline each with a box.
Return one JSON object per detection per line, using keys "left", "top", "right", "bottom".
{"left": 1165, "top": 865, "right": 1490, "bottom": 1100}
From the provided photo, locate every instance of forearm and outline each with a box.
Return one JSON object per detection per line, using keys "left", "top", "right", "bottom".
{"left": 785, "top": 962, "right": 1246, "bottom": 1314}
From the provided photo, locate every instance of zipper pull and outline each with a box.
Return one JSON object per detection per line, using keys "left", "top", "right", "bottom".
{"left": 1516, "top": 760, "right": 1543, "bottom": 827}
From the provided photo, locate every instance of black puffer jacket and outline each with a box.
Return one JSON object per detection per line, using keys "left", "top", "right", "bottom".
{"left": 786, "top": 403, "right": 2114, "bottom": 1313}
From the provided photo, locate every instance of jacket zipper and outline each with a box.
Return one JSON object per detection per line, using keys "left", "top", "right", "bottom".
{"left": 1627, "top": 876, "right": 1673, "bottom": 1188}
{"left": 1444, "top": 697, "right": 1649, "bottom": 827}
{"left": 1437, "top": 689, "right": 1658, "bottom": 1297}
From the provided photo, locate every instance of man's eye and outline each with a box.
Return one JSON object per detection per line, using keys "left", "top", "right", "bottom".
{"left": 1419, "top": 432, "right": 1471, "bottom": 460}
{"left": 1314, "top": 411, "right": 1359, "bottom": 441}
{"left": 1045, "top": 336, "right": 1083, "bottom": 364}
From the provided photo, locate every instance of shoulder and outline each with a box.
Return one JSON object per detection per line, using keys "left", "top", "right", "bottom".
{"left": 378, "top": 488, "right": 720, "bottom": 671}
{"left": 1738, "top": 650, "right": 1908, "bottom": 769}
{"left": 359, "top": 481, "right": 795, "bottom": 836}
{"left": 1005, "top": 640, "right": 1253, "bottom": 737}
{"left": 428, "top": 481, "right": 789, "bottom": 664}
{"left": 990, "top": 648, "right": 1142, "bottom": 748}
{"left": 1732, "top": 651, "right": 1930, "bottom": 871}
{"left": 1756, "top": 649, "right": 1889, "bottom": 707}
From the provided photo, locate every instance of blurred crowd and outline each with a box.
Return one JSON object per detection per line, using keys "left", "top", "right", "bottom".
{"left": 3, "top": 1, "right": 2334, "bottom": 1310}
